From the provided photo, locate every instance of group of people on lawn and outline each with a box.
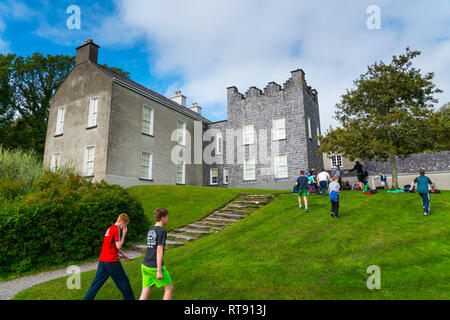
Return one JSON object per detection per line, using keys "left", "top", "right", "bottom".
{"left": 83, "top": 163, "right": 433, "bottom": 301}
{"left": 295, "top": 162, "right": 434, "bottom": 219}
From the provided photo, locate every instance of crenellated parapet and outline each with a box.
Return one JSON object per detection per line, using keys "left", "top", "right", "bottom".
{"left": 227, "top": 68, "right": 318, "bottom": 104}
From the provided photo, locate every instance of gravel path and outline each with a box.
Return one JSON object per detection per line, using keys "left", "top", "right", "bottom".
{"left": 0, "top": 250, "right": 142, "bottom": 300}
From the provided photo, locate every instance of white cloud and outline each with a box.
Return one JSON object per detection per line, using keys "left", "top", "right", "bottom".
{"left": 96, "top": 0, "right": 450, "bottom": 129}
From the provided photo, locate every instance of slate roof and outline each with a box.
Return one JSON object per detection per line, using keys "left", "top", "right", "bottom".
{"left": 92, "top": 62, "right": 212, "bottom": 124}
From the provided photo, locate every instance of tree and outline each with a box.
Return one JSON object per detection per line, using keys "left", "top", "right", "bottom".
{"left": 101, "top": 64, "right": 131, "bottom": 79}
{"left": 427, "top": 102, "right": 450, "bottom": 151}
{"left": 318, "top": 48, "right": 442, "bottom": 189}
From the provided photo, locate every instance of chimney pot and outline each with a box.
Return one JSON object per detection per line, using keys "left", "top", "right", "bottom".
{"left": 76, "top": 39, "right": 100, "bottom": 65}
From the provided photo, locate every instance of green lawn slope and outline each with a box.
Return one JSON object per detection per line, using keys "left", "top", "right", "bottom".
{"left": 13, "top": 189, "right": 450, "bottom": 300}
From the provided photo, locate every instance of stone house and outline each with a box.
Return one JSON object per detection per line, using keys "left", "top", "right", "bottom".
{"left": 44, "top": 40, "right": 323, "bottom": 189}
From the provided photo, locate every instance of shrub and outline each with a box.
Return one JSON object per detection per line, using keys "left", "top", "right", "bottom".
{"left": 0, "top": 173, "right": 150, "bottom": 275}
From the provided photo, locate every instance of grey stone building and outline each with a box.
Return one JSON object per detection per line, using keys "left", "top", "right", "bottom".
{"left": 44, "top": 40, "right": 323, "bottom": 189}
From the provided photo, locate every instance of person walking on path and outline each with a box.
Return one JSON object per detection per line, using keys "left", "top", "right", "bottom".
{"left": 139, "top": 208, "right": 174, "bottom": 300}
{"left": 295, "top": 171, "right": 311, "bottom": 212}
{"left": 317, "top": 169, "right": 330, "bottom": 196}
{"left": 84, "top": 214, "right": 135, "bottom": 300}
{"left": 328, "top": 176, "right": 341, "bottom": 219}
{"left": 409, "top": 169, "right": 433, "bottom": 216}
{"left": 331, "top": 165, "right": 343, "bottom": 187}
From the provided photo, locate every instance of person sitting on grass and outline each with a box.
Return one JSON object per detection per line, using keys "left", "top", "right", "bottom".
{"left": 409, "top": 169, "right": 433, "bottom": 216}
{"left": 84, "top": 213, "right": 135, "bottom": 300}
{"left": 328, "top": 175, "right": 340, "bottom": 219}
{"left": 140, "top": 208, "right": 174, "bottom": 300}
{"left": 295, "top": 170, "right": 310, "bottom": 213}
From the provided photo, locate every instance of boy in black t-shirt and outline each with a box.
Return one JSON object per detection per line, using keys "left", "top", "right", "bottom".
{"left": 139, "top": 208, "right": 174, "bottom": 300}
{"left": 296, "top": 170, "right": 311, "bottom": 212}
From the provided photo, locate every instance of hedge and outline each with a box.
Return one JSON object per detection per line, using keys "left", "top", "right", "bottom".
{"left": 0, "top": 173, "right": 150, "bottom": 275}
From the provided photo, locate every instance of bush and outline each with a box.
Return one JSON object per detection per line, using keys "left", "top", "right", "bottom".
{"left": 0, "top": 173, "right": 150, "bottom": 275}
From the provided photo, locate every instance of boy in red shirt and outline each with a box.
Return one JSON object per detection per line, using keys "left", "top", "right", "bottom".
{"left": 84, "top": 214, "right": 135, "bottom": 300}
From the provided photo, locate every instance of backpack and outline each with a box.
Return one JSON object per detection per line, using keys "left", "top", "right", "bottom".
{"left": 293, "top": 185, "right": 299, "bottom": 193}
{"left": 329, "top": 190, "right": 339, "bottom": 202}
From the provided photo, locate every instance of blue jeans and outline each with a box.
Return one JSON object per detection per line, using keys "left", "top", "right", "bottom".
{"left": 319, "top": 181, "right": 328, "bottom": 196}
{"left": 84, "top": 261, "right": 135, "bottom": 300}
{"left": 419, "top": 193, "right": 430, "bottom": 214}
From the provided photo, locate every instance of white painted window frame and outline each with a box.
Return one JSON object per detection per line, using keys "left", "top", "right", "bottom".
{"left": 274, "top": 154, "right": 288, "bottom": 179}
{"left": 55, "top": 106, "right": 66, "bottom": 135}
{"left": 272, "top": 117, "right": 286, "bottom": 140}
{"left": 177, "top": 119, "right": 187, "bottom": 146}
{"left": 210, "top": 168, "right": 218, "bottom": 185}
{"left": 176, "top": 161, "right": 185, "bottom": 184}
{"left": 243, "top": 158, "right": 256, "bottom": 181}
{"left": 223, "top": 168, "right": 229, "bottom": 185}
{"left": 140, "top": 151, "right": 153, "bottom": 180}
{"left": 243, "top": 123, "right": 255, "bottom": 145}
{"left": 83, "top": 145, "right": 96, "bottom": 177}
{"left": 216, "top": 132, "right": 223, "bottom": 155}
{"left": 331, "top": 155, "right": 343, "bottom": 168}
{"left": 51, "top": 152, "right": 60, "bottom": 172}
{"left": 142, "top": 104, "right": 154, "bottom": 136}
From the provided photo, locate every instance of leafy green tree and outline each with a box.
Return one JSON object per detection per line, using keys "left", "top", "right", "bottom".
{"left": 101, "top": 63, "right": 131, "bottom": 79}
{"left": 319, "top": 48, "right": 442, "bottom": 189}
{"left": 427, "top": 102, "right": 450, "bottom": 151}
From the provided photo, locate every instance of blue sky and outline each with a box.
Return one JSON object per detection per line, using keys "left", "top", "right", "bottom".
{"left": 1, "top": 0, "right": 449, "bottom": 130}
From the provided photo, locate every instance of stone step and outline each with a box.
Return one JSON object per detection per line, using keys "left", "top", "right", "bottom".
{"left": 234, "top": 200, "right": 268, "bottom": 205}
{"left": 167, "top": 233, "right": 198, "bottom": 241}
{"left": 166, "top": 240, "right": 186, "bottom": 246}
{"left": 174, "top": 228, "right": 212, "bottom": 234}
{"left": 131, "top": 243, "right": 147, "bottom": 253}
{"left": 195, "top": 221, "right": 232, "bottom": 227}
{"left": 187, "top": 224, "right": 222, "bottom": 231}
{"left": 212, "top": 212, "right": 247, "bottom": 219}
{"left": 218, "top": 208, "right": 252, "bottom": 213}
{"left": 205, "top": 217, "right": 239, "bottom": 223}
{"left": 225, "top": 204, "right": 253, "bottom": 209}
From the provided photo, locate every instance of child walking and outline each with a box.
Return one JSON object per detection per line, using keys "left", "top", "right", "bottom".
{"left": 296, "top": 170, "right": 310, "bottom": 212}
{"left": 409, "top": 169, "right": 433, "bottom": 216}
{"left": 139, "top": 208, "right": 174, "bottom": 300}
{"left": 84, "top": 214, "right": 135, "bottom": 300}
{"left": 328, "top": 176, "right": 340, "bottom": 219}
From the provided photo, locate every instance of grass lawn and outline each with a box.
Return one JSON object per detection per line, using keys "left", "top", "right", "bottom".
{"left": 13, "top": 189, "right": 450, "bottom": 300}
{"left": 127, "top": 185, "right": 284, "bottom": 233}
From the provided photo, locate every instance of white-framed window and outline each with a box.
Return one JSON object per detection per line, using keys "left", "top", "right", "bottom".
{"left": 83, "top": 146, "right": 95, "bottom": 176}
{"left": 140, "top": 152, "right": 153, "bottom": 180}
{"left": 177, "top": 120, "right": 187, "bottom": 146}
{"left": 176, "top": 161, "right": 185, "bottom": 184}
{"left": 216, "top": 133, "right": 223, "bottom": 155}
{"left": 274, "top": 154, "right": 288, "bottom": 179}
{"left": 223, "top": 168, "right": 229, "bottom": 185}
{"left": 142, "top": 105, "right": 154, "bottom": 135}
{"left": 210, "top": 168, "right": 218, "bottom": 185}
{"left": 88, "top": 97, "right": 99, "bottom": 127}
{"left": 331, "top": 155, "right": 343, "bottom": 168}
{"left": 55, "top": 106, "right": 66, "bottom": 135}
{"left": 243, "top": 123, "right": 254, "bottom": 145}
{"left": 272, "top": 117, "right": 286, "bottom": 140}
{"left": 307, "top": 117, "right": 312, "bottom": 139}
{"left": 244, "top": 158, "right": 256, "bottom": 181}
{"left": 50, "top": 152, "right": 60, "bottom": 171}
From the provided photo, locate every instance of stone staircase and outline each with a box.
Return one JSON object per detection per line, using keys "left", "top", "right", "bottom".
{"left": 131, "top": 193, "right": 275, "bottom": 253}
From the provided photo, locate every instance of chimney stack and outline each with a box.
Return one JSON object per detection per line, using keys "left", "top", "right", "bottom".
{"left": 189, "top": 102, "right": 202, "bottom": 115}
{"left": 169, "top": 91, "right": 187, "bottom": 107}
{"left": 76, "top": 39, "right": 100, "bottom": 65}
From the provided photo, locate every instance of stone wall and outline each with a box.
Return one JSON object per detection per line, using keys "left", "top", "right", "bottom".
{"left": 364, "top": 151, "right": 450, "bottom": 174}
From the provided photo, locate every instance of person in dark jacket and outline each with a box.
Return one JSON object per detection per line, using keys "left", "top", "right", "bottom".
{"left": 346, "top": 161, "right": 365, "bottom": 190}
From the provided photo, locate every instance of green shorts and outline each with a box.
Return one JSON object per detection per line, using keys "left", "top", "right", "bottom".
{"left": 141, "top": 264, "right": 172, "bottom": 288}
{"left": 298, "top": 189, "right": 308, "bottom": 197}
